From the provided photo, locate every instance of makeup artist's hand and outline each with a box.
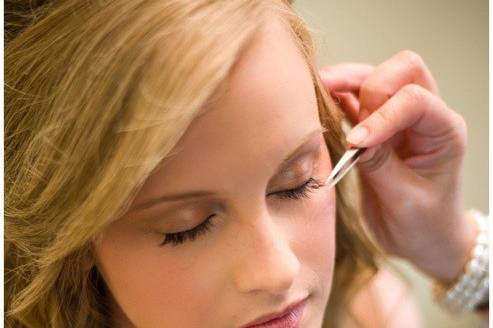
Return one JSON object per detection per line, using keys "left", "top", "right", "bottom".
{"left": 319, "top": 50, "right": 478, "bottom": 285}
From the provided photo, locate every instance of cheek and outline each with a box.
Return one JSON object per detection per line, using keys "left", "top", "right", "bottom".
{"left": 95, "top": 228, "right": 212, "bottom": 327}
{"left": 296, "top": 185, "right": 336, "bottom": 277}
{"left": 293, "top": 142, "right": 336, "bottom": 301}
{"left": 293, "top": 185, "right": 337, "bottom": 321}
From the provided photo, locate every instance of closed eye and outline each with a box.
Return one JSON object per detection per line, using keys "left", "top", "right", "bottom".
{"left": 158, "top": 176, "right": 327, "bottom": 247}
{"left": 270, "top": 177, "right": 326, "bottom": 200}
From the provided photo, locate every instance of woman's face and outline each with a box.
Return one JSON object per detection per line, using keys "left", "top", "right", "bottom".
{"left": 95, "top": 18, "right": 336, "bottom": 328}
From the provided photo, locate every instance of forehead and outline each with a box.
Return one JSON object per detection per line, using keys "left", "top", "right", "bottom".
{"left": 133, "top": 17, "right": 321, "bottom": 201}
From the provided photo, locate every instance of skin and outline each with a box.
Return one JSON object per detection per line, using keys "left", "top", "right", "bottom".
{"left": 320, "top": 53, "right": 478, "bottom": 286}
{"left": 94, "top": 13, "right": 483, "bottom": 328}
{"left": 95, "top": 18, "right": 336, "bottom": 328}
{"left": 320, "top": 53, "right": 487, "bottom": 325}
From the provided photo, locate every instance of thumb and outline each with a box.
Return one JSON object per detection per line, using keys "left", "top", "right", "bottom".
{"left": 355, "top": 142, "right": 417, "bottom": 194}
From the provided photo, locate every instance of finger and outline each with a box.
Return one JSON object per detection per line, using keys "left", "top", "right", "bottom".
{"left": 346, "top": 84, "right": 466, "bottom": 150}
{"left": 358, "top": 143, "right": 391, "bottom": 171}
{"left": 333, "top": 91, "right": 359, "bottom": 125}
{"left": 358, "top": 145, "right": 377, "bottom": 163}
{"left": 359, "top": 50, "right": 440, "bottom": 116}
{"left": 319, "top": 63, "right": 374, "bottom": 93}
{"left": 356, "top": 142, "right": 418, "bottom": 196}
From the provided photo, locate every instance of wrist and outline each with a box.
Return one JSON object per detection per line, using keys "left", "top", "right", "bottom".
{"left": 411, "top": 210, "right": 478, "bottom": 284}
{"left": 432, "top": 209, "right": 489, "bottom": 313}
{"left": 433, "top": 211, "right": 479, "bottom": 285}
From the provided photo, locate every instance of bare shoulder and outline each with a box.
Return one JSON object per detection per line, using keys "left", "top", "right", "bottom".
{"left": 340, "top": 266, "right": 423, "bottom": 328}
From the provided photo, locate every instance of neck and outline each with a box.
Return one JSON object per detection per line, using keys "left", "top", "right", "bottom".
{"left": 108, "top": 294, "right": 136, "bottom": 328}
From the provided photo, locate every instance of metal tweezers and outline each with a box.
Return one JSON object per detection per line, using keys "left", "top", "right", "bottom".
{"left": 324, "top": 147, "right": 367, "bottom": 189}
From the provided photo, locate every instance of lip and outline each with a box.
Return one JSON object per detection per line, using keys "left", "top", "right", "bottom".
{"left": 241, "top": 296, "right": 308, "bottom": 328}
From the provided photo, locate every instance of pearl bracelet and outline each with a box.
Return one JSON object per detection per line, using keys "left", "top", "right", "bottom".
{"left": 432, "top": 209, "right": 489, "bottom": 313}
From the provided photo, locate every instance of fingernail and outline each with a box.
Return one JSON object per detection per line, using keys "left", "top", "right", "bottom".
{"left": 346, "top": 125, "right": 368, "bottom": 145}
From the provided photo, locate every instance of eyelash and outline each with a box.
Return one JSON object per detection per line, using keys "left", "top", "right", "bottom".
{"left": 159, "top": 177, "right": 326, "bottom": 247}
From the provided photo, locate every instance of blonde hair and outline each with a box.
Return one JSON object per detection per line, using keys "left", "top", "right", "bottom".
{"left": 5, "top": 0, "right": 382, "bottom": 326}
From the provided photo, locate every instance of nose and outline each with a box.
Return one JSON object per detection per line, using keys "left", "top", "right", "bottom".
{"left": 232, "top": 207, "right": 301, "bottom": 294}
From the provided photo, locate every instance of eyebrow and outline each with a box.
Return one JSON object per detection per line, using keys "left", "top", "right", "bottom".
{"left": 131, "top": 126, "right": 328, "bottom": 211}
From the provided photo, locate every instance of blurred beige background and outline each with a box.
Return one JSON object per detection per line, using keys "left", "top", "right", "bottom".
{"left": 292, "top": 0, "right": 488, "bottom": 327}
